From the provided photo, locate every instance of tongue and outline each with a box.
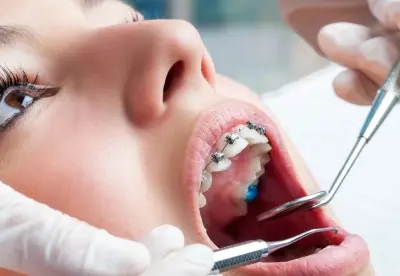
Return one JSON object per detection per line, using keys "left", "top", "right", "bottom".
{"left": 200, "top": 147, "right": 255, "bottom": 243}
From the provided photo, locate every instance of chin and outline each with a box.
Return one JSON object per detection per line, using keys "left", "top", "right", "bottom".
{"left": 183, "top": 100, "right": 372, "bottom": 276}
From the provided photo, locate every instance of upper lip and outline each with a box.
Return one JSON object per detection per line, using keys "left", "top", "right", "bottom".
{"left": 183, "top": 100, "right": 371, "bottom": 275}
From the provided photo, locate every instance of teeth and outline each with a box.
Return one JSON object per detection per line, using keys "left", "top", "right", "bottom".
{"left": 234, "top": 124, "right": 268, "bottom": 144}
{"left": 199, "top": 193, "right": 206, "bottom": 208}
{"left": 200, "top": 171, "right": 212, "bottom": 193}
{"left": 200, "top": 122, "right": 271, "bottom": 209}
{"left": 232, "top": 184, "right": 248, "bottom": 201}
{"left": 216, "top": 133, "right": 249, "bottom": 158}
{"left": 242, "top": 172, "right": 258, "bottom": 184}
{"left": 249, "top": 143, "right": 272, "bottom": 157}
{"left": 249, "top": 157, "right": 262, "bottom": 174}
{"left": 246, "top": 121, "right": 258, "bottom": 130}
{"left": 255, "top": 126, "right": 266, "bottom": 136}
{"left": 234, "top": 181, "right": 259, "bottom": 202}
{"left": 256, "top": 167, "right": 265, "bottom": 178}
{"left": 260, "top": 154, "right": 271, "bottom": 166}
{"left": 206, "top": 152, "right": 232, "bottom": 172}
{"left": 242, "top": 158, "right": 264, "bottom": 183}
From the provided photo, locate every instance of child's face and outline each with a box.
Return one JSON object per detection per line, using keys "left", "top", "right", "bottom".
{"left": 0, "top": 1, "right": 372, "bottom": 275}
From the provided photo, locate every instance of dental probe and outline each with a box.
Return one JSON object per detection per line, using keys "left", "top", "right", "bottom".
{"left": 257, "top": 59, "right": 400, "bottom": 221}
{"left": 209, "top": 227, "right": 337, "bottom": 274}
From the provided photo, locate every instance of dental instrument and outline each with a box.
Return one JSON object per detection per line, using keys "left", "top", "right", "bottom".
{"left": 257, "top": 58, "right": 400, "bottom": 222}
{"left": 209, "top": 227, "right": 337, "bottom": 274}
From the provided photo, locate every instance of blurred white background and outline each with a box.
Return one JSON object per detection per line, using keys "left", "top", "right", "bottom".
{"left": 129, "top": 0, "right": 329, "bottom": 93}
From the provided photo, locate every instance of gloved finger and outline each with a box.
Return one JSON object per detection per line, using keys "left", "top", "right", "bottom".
{"left": 140, "top": 244, "right": 214, "bottom": 276}
{"left": 330, "top": 34, "right": 400, "bottom": 105}
{"left": 319, "top": 22, "right": 400, "bottom": 80}
{"left": 356, "top": 34, "right": 400, "bottom": 84}
{"left": 318, "top": 22, "right": 373, "bottom": 69}
{"left": 139, "top": 224, "right": 184, "bottom": 262}
{"left": 368, "top": 0, "right": 400, "bottom": 29}
{"left": 0, "top": 182, "right": 151, "bottom": 276}
{"left": 318, "top": 22, "right": 400, "bottom": 104}
{"left": 333, "top": 69, "right": 378, "bottom": 105}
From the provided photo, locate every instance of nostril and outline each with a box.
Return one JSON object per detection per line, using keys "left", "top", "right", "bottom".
{"left": 163, "top": 61, "right": 184, "bottom": 102}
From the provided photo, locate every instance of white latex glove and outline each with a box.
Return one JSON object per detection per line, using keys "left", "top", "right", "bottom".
{"left": 316, "top": 0, "right": 400, "bottom": 105}
{"left": 0, "top": 181, "right": 214, "bottom": 276}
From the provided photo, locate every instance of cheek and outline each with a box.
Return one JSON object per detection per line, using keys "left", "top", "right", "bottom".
{"left": 0, "top": 122, "right": 152, "bottom": 239}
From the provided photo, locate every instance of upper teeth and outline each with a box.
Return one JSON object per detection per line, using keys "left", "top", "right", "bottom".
{"left": 206, "top": 152, "right": 232, "bottom": 172}
{"left": 234, "top": 124, "right": 268, "bottom": 144}
{"left": 199, "top": 193, "right": 207, "bottom": 208}
{"left": 255, "top": 126, "right": 266, "bottom": 136}
{"left": 247, "top": 121, "right": 257, "bottom": 130}
{"left": 249, "top": 143, "right": 272, "bottom": 157}
{"left": 211, "top": 152, "right": 225, "bottom": 163}
{"left": 200, "top": 171, "right": 212, "bottom": 193}
{"left": 199, "top": 121, "right": 272, "bottom": 209}
{"left": 216, "top": 133, "right": 248, "bottom": 158}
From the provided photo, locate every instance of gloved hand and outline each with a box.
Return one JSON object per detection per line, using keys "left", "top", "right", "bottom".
{"left": 316, "top": 0, "right": 400, "bottom": 105}
{"left": 0, "top": 181, "right": 214, "bottom": 276}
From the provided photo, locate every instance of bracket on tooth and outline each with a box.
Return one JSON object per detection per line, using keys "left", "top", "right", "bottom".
{"left": 247, "top": 121, "right": 267, "bottom": 136}
{"left": 256, "top": 126, "right": 266, "bottom": 136}
{"left": 225, "top": 133, "right": 240, "bottom": 144}
{"left": 211, "top": 152, "right": 225, "bottom": 163}
{"left": 247, "top": 121, "right": 257, "bottom": 130}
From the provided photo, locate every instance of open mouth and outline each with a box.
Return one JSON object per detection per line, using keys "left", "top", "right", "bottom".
{"left": 185, "top": 101, "right": 370, "bottom": 275}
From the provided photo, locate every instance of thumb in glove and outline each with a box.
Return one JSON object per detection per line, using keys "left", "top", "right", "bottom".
{"left": 0, "top": 182, "right": 153, "bottom": 276}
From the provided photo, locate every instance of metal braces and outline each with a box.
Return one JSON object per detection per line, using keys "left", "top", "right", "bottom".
{"left": 225, "top": 133, "right": 240, "bottom": 145}
{"left": 255, "top": 126, "right": 266, "bottom": 136}
{"left": 247, "top": 121, "right": 257, "bottom": 130}
{"left": 211, "top": 152, "right": 225, "bottom": 163}
{"left": 202, "top": 121, "right": 267, "bottom": 173}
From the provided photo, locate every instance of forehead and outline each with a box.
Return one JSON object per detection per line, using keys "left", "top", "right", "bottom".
{"left": 0, "top": 0, "right": 133, "bottom": 35}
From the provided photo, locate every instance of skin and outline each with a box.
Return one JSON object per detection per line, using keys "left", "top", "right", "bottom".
{"left": 0, "top": 0, "right": 374, "bottom": 275}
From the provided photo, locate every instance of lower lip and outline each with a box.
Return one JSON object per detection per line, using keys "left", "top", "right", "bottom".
{"left": 184, "top": 100, "right": 370, "bottom": 275}
{"left": 238, "top": 233, "right": 370, "bottom": 276}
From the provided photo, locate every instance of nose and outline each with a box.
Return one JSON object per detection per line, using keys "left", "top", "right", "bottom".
{"left": 63, "top": 20, "right": 216, "bottom": 125}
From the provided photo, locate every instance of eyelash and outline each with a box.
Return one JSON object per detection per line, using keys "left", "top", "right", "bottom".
{"left": 0, "top": 66, "right": 55, "bottom": 132}
{"left": 0, "top": 9, "right": 140, "bottom": 132}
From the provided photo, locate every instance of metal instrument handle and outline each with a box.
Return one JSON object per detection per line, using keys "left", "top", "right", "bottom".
{"left": 209, "top": 240, "right": 268, "bottom": 274}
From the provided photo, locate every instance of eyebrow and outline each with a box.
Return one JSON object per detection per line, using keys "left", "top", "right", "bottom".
{"left": 0, "top": 26, "right": 38, "bottom": 47}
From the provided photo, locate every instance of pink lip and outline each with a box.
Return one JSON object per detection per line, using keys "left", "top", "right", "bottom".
{"left": 183, "top": 100, "right": 370, "bottom": 275}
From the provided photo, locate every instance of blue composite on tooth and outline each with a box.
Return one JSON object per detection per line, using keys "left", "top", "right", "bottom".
{"left": 245, "top": 184, "right": 258, "bottom": 202}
